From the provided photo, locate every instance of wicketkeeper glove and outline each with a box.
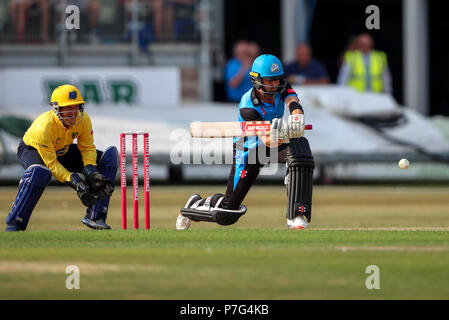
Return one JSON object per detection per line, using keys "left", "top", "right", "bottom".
{"left": 83, "top": 165, "right": 115, "bottom": 199}
{"left": 68, "top": 172, "right": 100, "bottom": 207}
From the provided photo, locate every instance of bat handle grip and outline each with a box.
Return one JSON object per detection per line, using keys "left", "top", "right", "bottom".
{"left": 305, "top": 124, "right": 313, "bottom": 130}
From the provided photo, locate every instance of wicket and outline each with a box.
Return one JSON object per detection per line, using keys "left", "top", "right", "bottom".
{"left": 120, "top": 132, "right": 150, "bottom": 230}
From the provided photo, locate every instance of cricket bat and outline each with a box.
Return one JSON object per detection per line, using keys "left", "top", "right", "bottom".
{"left": 190, "top": 121, "right": 312, "bottom": 138}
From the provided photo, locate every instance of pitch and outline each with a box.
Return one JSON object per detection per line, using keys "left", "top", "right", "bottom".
{"left": 1, "top": 185, "right": 448, "bottom": 299}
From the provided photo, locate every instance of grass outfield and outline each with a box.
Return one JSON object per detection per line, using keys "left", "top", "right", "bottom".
{"left": 1, "top": 185, "right": 449, "bottom": 299}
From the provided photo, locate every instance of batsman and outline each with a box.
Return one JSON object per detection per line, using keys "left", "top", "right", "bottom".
{"left": 177, "top": 54, "right": 314, "bottom": 230}
{"left": 5, "top": 84, "right": 118, "bottom": 231}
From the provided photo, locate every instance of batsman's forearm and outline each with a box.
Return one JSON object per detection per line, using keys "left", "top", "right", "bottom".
{"left": 287, "top": 99, "right": 304, "bottom": 114}
{"left": 285, "top": 95, "right": 299, "bottom": 105}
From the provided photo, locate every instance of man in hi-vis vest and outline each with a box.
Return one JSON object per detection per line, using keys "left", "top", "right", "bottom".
{"left": 337, "top": 33, "right": 392, "bottom": 94}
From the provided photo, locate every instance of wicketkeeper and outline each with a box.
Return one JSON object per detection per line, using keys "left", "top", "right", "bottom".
{"left": 5, "top": 84, "right": 118, "bottom": 231}
{"left": 177, "top": 54, "right": 314, "bottom": 230}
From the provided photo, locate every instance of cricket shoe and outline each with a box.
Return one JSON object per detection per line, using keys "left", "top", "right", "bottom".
{"left": 287, "top": 215, "right": 309, "bottom": 230}
{"left": 5, "top": 223, "right": 21, "bottom": 232}
{"left": 81, "top": 217, "right": 111, "bottom": 230}
{"left": 176, "top": 193, "right": 202, "bottom": 230}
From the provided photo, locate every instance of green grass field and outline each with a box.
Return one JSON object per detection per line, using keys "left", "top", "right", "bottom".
{"left": 1, "top": 185, "right": 449, "bottom": 299}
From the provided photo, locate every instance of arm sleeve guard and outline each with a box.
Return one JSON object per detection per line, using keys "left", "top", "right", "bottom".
{"left": 288, "top": 101, "right": 304, "bottom": 113}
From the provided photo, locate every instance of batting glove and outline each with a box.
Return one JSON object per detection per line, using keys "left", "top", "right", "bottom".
{"left": 287, "top": 114, "right": 305, "bottom": 138}
{"left": 271, "top": 118, "right": 290, "bottom": 144}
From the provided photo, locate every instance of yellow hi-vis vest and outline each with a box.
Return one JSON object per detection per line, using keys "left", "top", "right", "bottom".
{"left": 345, "top": 50, "right": 388, "bottom": 92}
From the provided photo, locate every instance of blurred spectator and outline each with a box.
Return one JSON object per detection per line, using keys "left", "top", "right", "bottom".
{"left": 120, "top": 0, "right": 154, "bottom": 49}
{"left": 152, "top": 0, "right": 198, "bottom": 40}
{"left": 120, "top": 0, "right": 140, "bottom": 28}
{"left": 338, "top": 35, "right": 360, "bottom": 67}
{"left": 337, "top": 33, "right": 392, "bottom": 94}
{"left": 66, "top": 0, "right": 101, "bottom": 44}
{"left": 284, "top": 43, "right": 329, "bottom": 85}
{"left": 224, "top": 40, "right": 254, "bottom": 102}
{"left": 9, "top": 0, "right": 50, "bottom": 42}
{"left": 248, "top": 41, "right": 261, "bottom": 62}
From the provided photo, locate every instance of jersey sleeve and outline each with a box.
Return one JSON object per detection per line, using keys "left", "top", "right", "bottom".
{"left": 280, "top": 82, "right": 304, "bottom": 113}
{"left": 23, "top": 113, "right": 73, "bottom": 182}
{"left": 281, "top": 82, "right": 299, "bottom": 101}
{"left": 239, "top": 108, "right": 264, "bottom": 121}
{"left": 77, "top": 113, "right": 98, "bottom": 167}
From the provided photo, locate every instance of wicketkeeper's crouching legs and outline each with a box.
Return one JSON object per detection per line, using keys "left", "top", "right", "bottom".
{"left": 5, "top": 143, "right": 118, "bottom": 231}
{"left": 5, "top": 165, "right": 52, "bottom": 231}
{"left": 81, "top": 146, "right": 119, "bottom": 230}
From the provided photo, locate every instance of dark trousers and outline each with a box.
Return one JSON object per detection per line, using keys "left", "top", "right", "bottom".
{"left": 221, "top": 142, "right": 288, "bottom": 210}
{"left": 17, "top": 140, "right": 102, "bottom": 176}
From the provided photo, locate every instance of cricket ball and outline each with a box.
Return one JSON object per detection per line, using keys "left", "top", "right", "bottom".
{"left": 398, "top": 158, "right": 410, "bottom": 169}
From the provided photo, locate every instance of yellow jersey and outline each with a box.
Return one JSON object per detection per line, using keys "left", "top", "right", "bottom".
{"left": 23, "top": 111, "right": 97, "bottom": 183}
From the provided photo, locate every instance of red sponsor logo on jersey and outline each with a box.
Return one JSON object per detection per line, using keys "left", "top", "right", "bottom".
{"left": 287, "top": 88, "right": 296, "bottom": 94}
{"left": 240, "top": 169, "right": 247, "bottom": 179}
{"left": 261, "top": 107, "right": 266, "bottom": 115}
